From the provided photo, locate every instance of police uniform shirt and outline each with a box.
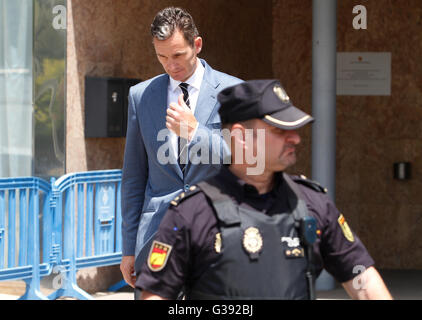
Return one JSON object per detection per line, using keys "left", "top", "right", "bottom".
{"left": 135, "top": 166, "right": 375, "bottom": 299}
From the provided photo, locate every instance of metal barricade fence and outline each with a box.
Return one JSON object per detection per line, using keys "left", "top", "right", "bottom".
{"left": 47, "top": 170, "right": 123, "bottom": 300}
{"left": 0, "top": 170, "right": 125, "bottom": 300}
{"left": 0, "top": 177, "right": 52, "bottom": 300}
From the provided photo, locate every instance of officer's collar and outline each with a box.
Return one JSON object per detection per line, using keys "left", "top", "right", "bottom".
{"left": 219, "top": 166, "right": 284, "bottom": 198}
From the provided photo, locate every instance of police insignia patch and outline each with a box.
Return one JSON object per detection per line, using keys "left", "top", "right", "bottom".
{"left": 242, "top": 227, "right": 263, "bottom": 259}
{"left": 214, "top": 232, "right": 222, "bottom": 253}
{"left": 338, "top": 214, "right": 355, "bottom": 242}
{"left": 273, "top": 85, "right": 290, "bottom": 103}
{"left": 147, "top": 240, "right": 172, "bottom": 272}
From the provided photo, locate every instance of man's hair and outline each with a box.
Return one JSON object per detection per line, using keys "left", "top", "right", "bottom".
{"left": 151, "top": 7, "right": 199, "bottom": 47}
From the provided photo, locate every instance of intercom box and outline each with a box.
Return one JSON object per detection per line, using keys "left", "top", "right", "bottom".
{"left": 85, "top": 76, "right": 141, "bottom": 137}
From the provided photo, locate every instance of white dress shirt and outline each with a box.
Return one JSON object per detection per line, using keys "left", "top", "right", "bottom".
{"left": 167, "top": 58, "right": 205, "bottom": 160}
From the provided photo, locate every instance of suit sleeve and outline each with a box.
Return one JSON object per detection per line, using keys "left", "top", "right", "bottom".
{"left": 187, "top": 77, "right": 244, "bottom": 166}
{"left": 188, "top": 122, "right": 231, "bottom": 166}
{"left": 121, "top": 88, "right": 148, "bottom": 256}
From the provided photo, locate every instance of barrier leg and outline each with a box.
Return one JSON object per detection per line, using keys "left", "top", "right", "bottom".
{"left": 48, "top": 282, "right": 94, "bottom": 300}
{"left": 108, "top": 279, "right": 128, "bottom": 292}
{"left": 47, "top": 264, "right": 94, "bottom": 300}
{"left": 19, "top": 279, "right": 49, "bottom": 300}
{"left": 18, "top": 188, "right": 49, "bottom": 300}
{"left": 47, "top": 186, "right": 93, "bottom": 300}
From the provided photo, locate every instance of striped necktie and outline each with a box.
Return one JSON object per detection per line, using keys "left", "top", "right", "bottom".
{"left": 178, "top": 83, "right": 190, "bottom": 173}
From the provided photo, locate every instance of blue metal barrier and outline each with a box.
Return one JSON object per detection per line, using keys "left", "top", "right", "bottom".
{"left": 0, "top": 170, "right": 125, "bottom": 300}
{"left": 47, "top": 170, "right": 123, "bottom": 300}
{"left": 0, "top": 177, "right": 52, "bottom": 300}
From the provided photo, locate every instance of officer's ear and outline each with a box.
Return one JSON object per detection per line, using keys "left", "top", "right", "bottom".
{"left": 230, "top": 122, "right": 248, "bottom": 150}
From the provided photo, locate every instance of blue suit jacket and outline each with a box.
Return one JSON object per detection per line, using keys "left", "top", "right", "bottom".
{"left": 121, "top": 59, "right": 242, "bottom": 271}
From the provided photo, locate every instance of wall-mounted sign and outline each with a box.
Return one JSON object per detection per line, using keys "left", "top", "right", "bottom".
{"left": 337, "top": 52, "right": 391, "bottom": 96}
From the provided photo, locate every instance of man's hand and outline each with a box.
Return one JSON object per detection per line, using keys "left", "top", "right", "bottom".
{"left": 120, "top": 255, "right": 136, "bottom": 288}
{"left": 166, "top": 94, "right": 198, "bottom": 141}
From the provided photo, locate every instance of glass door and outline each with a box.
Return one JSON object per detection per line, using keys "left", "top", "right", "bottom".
{"left": 0, "top": 0, "right": 66, "bottom": 179}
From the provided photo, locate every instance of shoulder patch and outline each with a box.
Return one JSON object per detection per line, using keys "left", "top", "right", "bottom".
{"left": 338, "top": 214, "right": 355, "bottom": 242}
{"left": 170, "top": 185, "right": 201, "bottom": 207}
{"left": 291, "top": 175, "right": 328, "bottom": 194}
{"left": 147, "top": 240, "right": 172, "bottom": 272}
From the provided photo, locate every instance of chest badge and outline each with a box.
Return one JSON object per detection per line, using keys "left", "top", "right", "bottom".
{"left": 281, "top": 236, "right": 305, "bottom": 258}
{"left": 281, "top": 237, "right": 300, "bottom": 247}
{"left": 285, "top": 247, "right": 305, "bottom": 258}
{"left": 214, "top": 232, "right": 222, "bottom": 253}
{"left": 147, "top": 240, "right": 172, "bottom": 272}
{"left": 242, "top": 227, "right": 263, "bottom": 259}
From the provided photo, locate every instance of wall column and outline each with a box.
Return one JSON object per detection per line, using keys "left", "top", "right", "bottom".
{"left": 312, "top": 0, "right": 337, "bottom": 290}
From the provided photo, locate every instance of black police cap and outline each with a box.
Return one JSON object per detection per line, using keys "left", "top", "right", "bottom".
{"left": 217, "top": 80, "right": 314, "bottom": 130}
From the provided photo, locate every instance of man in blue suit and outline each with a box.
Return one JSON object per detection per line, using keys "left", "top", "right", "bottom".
{"left": 120, "top": 7, "right": 242, "bottom": 291}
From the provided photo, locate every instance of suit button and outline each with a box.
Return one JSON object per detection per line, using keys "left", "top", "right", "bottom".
{"left": 184, "top": 184, "right": 190, "bottom": 191}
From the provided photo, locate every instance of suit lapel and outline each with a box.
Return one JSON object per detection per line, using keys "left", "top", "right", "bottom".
{"left": 194, "top": 59, "right": 220, "bottom": 125}
{"left": 144, "top": 61, "right": 221, "bottom": 181}
{"left": 144, "top": 75, "right": 184, "bottom": 179}
{"left": 185, "top": 60, "right": 221, "bottom": 177}
{"left": 147, "top": 75, "right": 169, "bottom": 133}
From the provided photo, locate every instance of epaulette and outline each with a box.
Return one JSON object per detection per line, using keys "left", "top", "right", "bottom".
{"left": 291, "top": 175, "right": 328, "bottom": 194}
{"left": 170, "top": 185, "right": 201, "bottom": 207}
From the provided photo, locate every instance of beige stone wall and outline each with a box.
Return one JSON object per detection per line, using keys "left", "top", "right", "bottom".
{"left": 272, "top": 0, "right": 313, "bottom": 178}
{"left": 273, "top": 0, "right": 422, "bottom": 269}
{"left": 66, "top": 0, "right": 273, "bottom": 291}
{"left": 67, "top": 0, "right": 422, "bottom": 293}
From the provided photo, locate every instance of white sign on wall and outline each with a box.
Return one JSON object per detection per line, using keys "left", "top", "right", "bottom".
{"left": 337, "top": 52, "right": 391, "bottom": 96}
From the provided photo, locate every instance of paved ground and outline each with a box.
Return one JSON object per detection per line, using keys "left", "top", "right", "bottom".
{"left": 0, "top": 290, "right": 134, "bottom": 300}
{"left": 1, "top": 269, "right": 421, "bottom": 300}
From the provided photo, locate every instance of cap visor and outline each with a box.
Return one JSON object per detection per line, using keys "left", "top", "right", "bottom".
{"left": 262, "top": 105, "right": 314, "bottom": 130}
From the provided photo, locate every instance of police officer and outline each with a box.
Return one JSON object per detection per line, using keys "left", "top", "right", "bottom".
{"left": 135, "top": 80, "right": 393, "bottom": 300}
